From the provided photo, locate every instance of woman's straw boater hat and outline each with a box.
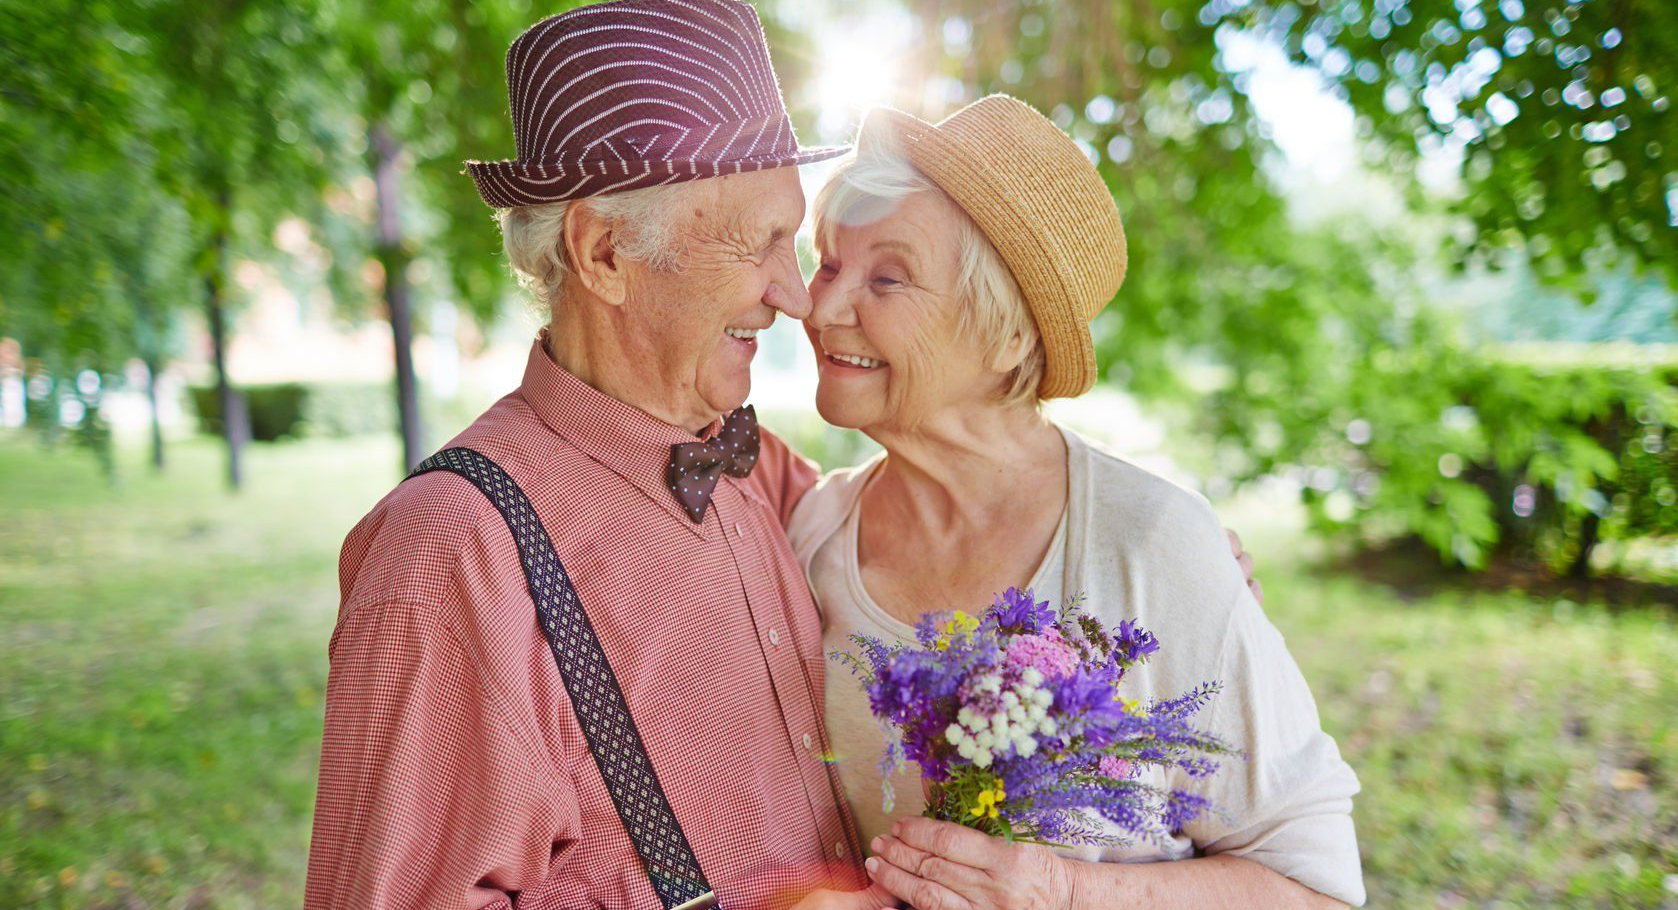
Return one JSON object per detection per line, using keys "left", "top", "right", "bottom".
{"left": 857, "top": 95, "right": 1127, "bottom": 399}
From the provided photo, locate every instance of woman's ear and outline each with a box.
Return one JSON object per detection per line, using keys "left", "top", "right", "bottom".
{"left": 988, "top": 330, "right": 1034, "bottom": 375}
{"left": 562, "top": 201, "right": 629, "bottom": 306}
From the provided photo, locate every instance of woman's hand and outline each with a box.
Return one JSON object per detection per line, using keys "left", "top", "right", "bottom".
{"left": 864, "top": 817, "right": 1077, "bottom": 910}
{"left": 789, "top": 883, "right": 901, "bottom": 910}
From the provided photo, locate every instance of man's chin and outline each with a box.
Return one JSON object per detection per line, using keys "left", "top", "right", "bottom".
{"left": 698, "top": 374, "right": 752, "bottom": 419}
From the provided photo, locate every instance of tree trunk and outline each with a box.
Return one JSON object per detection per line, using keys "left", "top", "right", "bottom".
{"left": 372, "top": 121, "right": 424, "bottom": 471}
{"left": 1569, "top": 513, "right": 1600, "bottom": 580}
{"left": 144, "top": 354, "right": 165, "bottom": 471}
{"left": 205, "top": 202, "right": 245, "bottom": 490}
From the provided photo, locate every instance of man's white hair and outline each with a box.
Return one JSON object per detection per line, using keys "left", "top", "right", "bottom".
{"left": 812, "top": 147, "right": 1046, "bottom": 406}
{"left": 496, "top": 181, "right": 696, "bottom": 310}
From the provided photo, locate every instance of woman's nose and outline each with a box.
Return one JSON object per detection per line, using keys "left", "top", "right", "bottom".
{"left": 806, "top": 272, "right": 858, "bottom": 331}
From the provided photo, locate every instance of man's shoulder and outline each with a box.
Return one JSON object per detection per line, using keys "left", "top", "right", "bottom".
{"left": 335, "top": 394, "right": 588, "bottom": 615}
{"left": 336, "top": 465, "right": 501, "bottom": 617}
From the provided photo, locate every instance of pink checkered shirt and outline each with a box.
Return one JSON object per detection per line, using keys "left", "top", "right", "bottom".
{"left": 304, "top": 335, "right": 866, "bottom": 909}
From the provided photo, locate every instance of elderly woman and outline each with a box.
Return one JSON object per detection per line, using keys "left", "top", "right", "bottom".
{"left": 785, "top": 96, "right": 1366, "bottom": 910}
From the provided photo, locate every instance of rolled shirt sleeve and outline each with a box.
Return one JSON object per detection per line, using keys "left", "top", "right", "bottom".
{"left": 304, "top": 598, "right": 575, "bottom": 910}
{"left": 1183, "top": 592, "right": 1366, "bottom": 907}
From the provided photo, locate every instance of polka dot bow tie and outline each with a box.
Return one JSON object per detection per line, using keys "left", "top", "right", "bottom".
{"left": 666, "top": 405, "right": 760, "bottom": 523}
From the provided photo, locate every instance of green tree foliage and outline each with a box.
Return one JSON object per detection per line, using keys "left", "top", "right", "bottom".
{"left": 890, "top": 0, "right": 1390, "bottom": 404}
{"left": 901, "top": 1, "right": 1674, "bottom": 575}
{"left": 1226, "top": 0, "right": 1677, "bottom": 288}
{"left": 0, "top": 0, "right": 194, "bottom": 469}
{"left": 316, "top": 0, "right": 585, "bottom": 468}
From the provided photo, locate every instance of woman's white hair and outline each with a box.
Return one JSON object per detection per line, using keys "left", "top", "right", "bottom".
{"left": 495, "top": 180, "right": 695, "bottom": 311}
{"left": 811, "top": 148, "right": 1046, "bottom": 406}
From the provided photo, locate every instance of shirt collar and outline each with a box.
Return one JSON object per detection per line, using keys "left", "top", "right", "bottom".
{"left": 518, "top": 330, "right": 727, "bottom": 533}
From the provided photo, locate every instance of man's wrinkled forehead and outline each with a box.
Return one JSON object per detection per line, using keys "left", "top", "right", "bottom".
{"left": 685, "top": 169, "right": 807, "bottom": 239}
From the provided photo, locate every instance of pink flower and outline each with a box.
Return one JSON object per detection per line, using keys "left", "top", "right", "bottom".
{"left": 1098, "top": 756, "right": 1137, "bottom": 779}
{"left": 1004, "top": 629, "right": 1080, "bottom": 680}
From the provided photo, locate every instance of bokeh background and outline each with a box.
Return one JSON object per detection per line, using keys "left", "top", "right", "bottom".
{"left": 4, "top": 0, "right": 1677, "bottom": 906}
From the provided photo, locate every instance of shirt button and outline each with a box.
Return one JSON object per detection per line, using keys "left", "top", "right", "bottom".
{"left": 802, "top": 732, "right": 813, "bottom": 750}
{"left": 768, "top": 627, "right": 781, "bottom": 646}
{"left": 835, "top": 842, "right": 847, "bottom": 859}
{"left": 734, "top": 522, "right": 745, "bottom": 538}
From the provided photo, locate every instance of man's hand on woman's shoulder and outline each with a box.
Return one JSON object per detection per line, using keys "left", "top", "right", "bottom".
{"left": 1226, "top": 528, "right": 1263, "bottom": 604}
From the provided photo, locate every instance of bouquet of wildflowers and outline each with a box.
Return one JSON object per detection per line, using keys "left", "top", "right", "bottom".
{"left": 834, "top": 587, "right": 1240, "bottom": 847}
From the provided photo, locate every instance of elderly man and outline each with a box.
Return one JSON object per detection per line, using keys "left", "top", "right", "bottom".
{"left": 305, "top": 2, "right": 1264, "bottom": 908}
{"left": 304, "top": 3, "right": 866, "bottom": 908}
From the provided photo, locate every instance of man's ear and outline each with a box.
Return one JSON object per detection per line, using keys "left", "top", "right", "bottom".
{"left": 562, "top": 200, "right": 628, "bottom": 306}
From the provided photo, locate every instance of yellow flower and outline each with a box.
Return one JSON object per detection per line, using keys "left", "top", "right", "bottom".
{"left": 934, "top": 611, "right": 981, "bottom": 651}
{"left": 969, "top": 782, "right": 1007, "bottom": 820}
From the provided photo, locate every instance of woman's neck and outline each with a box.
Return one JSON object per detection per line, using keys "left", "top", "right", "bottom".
{"left": 864, "top": 401, "right": 1068, "bottom": 536}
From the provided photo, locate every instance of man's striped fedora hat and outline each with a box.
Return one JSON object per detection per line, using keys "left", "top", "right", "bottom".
{"left": 466, "top": 0, "right": 848, "bottom": 208}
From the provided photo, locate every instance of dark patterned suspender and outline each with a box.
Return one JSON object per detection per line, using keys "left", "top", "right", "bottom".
{"left": 408, "top": 447, "right": 718, "bottom": 910}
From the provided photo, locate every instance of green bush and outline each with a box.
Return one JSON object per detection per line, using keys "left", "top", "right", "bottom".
{"left": 299, "top": 382, "right": 395, "bottom": 438}
{"left": 187, "top": 383, "right": 307, "bottom": 442}
{"left": 1209, "top": 335, "right": 1678, "bottom": 574}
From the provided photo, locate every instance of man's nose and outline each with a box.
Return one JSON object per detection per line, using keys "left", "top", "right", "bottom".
{"left": 763, "top": 280, "right": 811, "bottom": 320}
{"left": 763, "top": 244, "right": 812, "bottom": 319}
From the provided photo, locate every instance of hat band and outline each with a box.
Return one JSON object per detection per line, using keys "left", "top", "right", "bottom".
{"left": 513, "top": 111, "right": 792, "bottom": 171}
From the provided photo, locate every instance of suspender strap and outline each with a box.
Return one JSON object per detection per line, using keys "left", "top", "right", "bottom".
{"left": 408, "top": 447, "right": 718, "bottom": 910}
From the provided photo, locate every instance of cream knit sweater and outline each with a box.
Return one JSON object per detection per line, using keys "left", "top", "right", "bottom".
{"left": 787, "top": 424, "right": 1366, "bottom": 907}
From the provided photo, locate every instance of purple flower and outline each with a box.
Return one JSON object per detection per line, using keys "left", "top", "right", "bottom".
{"left": 1161, "top": 789, "right": 1214, "bottom": 833}
{"left": 992, "top": 587, "right": 1055, "bottom": 634}
{"left": 1113, "top": 618, "right": 1160, "bottom": 664}
{"left": 835, "top": 587, "right": 1235, "bottom": 848}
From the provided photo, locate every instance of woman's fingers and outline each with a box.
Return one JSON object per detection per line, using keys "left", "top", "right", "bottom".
{"left": 870, "top": 834, "right": 987, "bottom": 893}
{"left": 865, "top": 853, "right": 974, "bottom": 910}
{"left": 890, "top": 817, "right": 1006, "bottom": 868}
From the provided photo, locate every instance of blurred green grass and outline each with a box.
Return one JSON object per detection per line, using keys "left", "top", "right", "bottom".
{"left": 2, "top": 431, "right": 1675, "bottom": 907}
{"left": 0, "top": 432, "right": 398, "bottom": 908}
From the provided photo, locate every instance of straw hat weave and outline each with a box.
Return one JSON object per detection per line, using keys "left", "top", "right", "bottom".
{"left": 858, "top": 95, "right": 1127, "bottom": 399}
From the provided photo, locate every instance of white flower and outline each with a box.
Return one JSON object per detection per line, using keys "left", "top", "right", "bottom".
{"left": 1007, "top": 705, "right": 1027, "bottom": 723}
{"left": 946, "top": 723, "right": 967, "bottom": 745}
{"left": 957, "top": 739, "right": 978, "bottom": 760}
{"left": 974, "top": 748, "right": 993, "bottom": 768}
{"left": 1042, "top": 717, "right": 1059, "bottom": 735}
{"left": 976, "top": 730, "right": 994, "bottom": 749}
{"left": 1028, "top": 704, "right": 1047, "bottom": 723}
{"left": 1022, "top": 668, "right": 1044, "bottom": 687}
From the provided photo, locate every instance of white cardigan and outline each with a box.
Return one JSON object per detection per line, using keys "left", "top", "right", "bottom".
{"left": 786, "top": 424, "right": 1367, "bottom": 907}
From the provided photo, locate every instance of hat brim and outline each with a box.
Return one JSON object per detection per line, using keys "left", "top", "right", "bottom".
{"left": 466, "top": 144, "right": 851, "bottom": 208}
{"left": 858, "top": 107, "right": 1101, "bottom": 399}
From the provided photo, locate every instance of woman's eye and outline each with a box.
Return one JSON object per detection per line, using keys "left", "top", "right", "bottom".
{"left": 871, "top": 276, "right": 902, "bottom": 288}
